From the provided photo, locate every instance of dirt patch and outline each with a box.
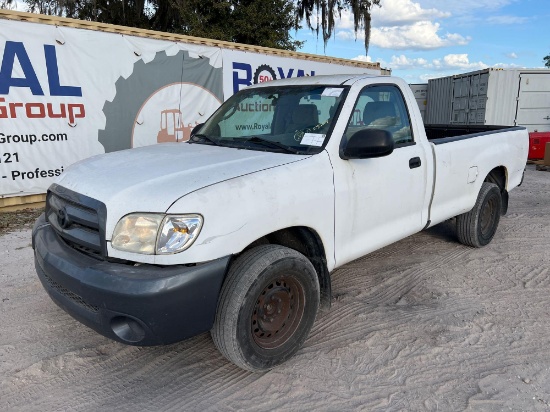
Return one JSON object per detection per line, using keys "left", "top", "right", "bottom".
{"left": 0, "top": 208, "right": 44, "bottom": 236}
{"left": 0, "top": 166, "right": 549, "bottom": 411}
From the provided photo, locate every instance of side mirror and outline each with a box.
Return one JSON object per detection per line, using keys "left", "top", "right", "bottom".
{"left": 191, "top": 123, "right": 204, "bottom": 137}
{"left": 341, "top": 128, "right": 394, "bottom": 159}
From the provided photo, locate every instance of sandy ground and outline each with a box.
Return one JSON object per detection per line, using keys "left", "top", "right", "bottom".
{"left": 0, "top": 165, "right": 549, "bottom": 411}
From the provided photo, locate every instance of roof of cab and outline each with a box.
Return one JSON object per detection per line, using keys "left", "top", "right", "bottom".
{"left": 246, "top": 73, "right": 385, "bottom": 89}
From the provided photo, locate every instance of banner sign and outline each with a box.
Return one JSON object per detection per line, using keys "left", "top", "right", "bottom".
{"left": 221, "top": 49, "right": 380, "bottom": 98}
{"left": 0, "top": 19, "right": 222, "bottom": 197}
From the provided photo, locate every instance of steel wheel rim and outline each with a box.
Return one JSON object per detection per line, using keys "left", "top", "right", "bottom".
{"left": 251, "top": 276, "right": 306, "bottom": 350}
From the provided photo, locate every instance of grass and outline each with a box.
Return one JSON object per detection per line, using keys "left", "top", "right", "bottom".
{"left": 0, "top": 208, "right": 44, "bottom": 236}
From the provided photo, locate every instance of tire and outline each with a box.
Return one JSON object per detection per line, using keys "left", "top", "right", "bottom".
{"left": 456, "top": 182, "right": 502, "bottom": 248}
{"left": 212, "top": 245, "right": 320, "bottom": 372}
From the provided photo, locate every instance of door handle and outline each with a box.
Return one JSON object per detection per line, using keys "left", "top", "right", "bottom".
{"left": 409, "top": 157, "right": 421, "bottom": 169}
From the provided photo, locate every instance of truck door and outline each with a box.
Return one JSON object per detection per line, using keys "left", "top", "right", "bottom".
{"left": 333, "top": 84, "right": 429, "bottom": 266}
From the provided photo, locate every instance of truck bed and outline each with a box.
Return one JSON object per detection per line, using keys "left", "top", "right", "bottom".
{"left": 426, "top": 124, "right": 528, "bottom": 228}
{"left": 424, "top": 124, "right": 523, "bottom": 143}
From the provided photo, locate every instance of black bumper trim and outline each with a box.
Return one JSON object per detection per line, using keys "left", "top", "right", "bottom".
{"left": 33, "top": 213, "right": 231, "bottom": 346}
{"left": 41, "top": 270, "right": 100, "bottom": 313}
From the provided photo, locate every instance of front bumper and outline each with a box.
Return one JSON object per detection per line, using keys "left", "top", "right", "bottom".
{"left": 32, "top": 213, "right": 230, "bottom": 346}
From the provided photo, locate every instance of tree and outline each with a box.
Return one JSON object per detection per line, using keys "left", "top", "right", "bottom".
{"left": 15, "top": 0, "right": 302, "bottom": 51}
{"left": 0, "top": 0, "right": 14, "bottom": 9}
{"left": 295, "top": 0, "right": 381, "bottom": 55}
{"left": 173, "top": 0, "right": 303, "bottom": 50}
{"left": 22, "top": 0, "right": 170, "bottom": 30}
{"left": 544, "top": 54, "right": 550, "bottom": 68}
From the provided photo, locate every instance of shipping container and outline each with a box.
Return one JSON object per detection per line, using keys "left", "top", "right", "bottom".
{"left": 409, "top": 84, "right": 428, "bottom": 121}
{"left": 426, "top": 68, "right": 550, "bottom": 132}
{"left": 425, "top": 76, "right": 453, "bottom": 125}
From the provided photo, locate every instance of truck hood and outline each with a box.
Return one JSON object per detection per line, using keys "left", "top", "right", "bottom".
{"left": 57, "top": 142, "right": 308, "bottom": 217}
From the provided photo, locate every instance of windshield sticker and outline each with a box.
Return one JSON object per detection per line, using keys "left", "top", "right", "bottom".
{"left": 321, "top": 88, "right": 343, "bottom": 97}
{"left": 301, "top": 133, "right": 325, "bottom": 146}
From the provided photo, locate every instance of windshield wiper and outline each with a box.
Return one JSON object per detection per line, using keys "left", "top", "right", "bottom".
{"left": 189, "top": 133, "right": 223, "bottom": 146}
{"left": 234, "top": 136, "right": 298, "bottom": 154}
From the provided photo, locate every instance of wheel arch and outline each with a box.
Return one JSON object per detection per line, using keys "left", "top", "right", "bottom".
{"left": 484, "top": 166, "right": 509, "bottom": 215}
{"left": 237, "top": 226, "right": 331, "bottom": 309}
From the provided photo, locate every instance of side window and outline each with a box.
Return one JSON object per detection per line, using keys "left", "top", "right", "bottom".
{"left": 345, "top": 85, "right": 414, "bottom": 146}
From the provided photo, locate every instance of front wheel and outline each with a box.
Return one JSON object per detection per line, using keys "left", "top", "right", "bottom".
{"left": 456, "top": 182, "right": 502, "bottom": 247}
{"left": 211, "top": 245, "right": 320, "bottom": 372}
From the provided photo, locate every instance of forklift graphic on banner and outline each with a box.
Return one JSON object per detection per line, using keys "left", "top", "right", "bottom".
{"left": 157, "top": 109, "right": 199, "bottom": 143}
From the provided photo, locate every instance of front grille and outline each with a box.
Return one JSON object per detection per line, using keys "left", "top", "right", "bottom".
{"left": 46, "top": 184, "right": 107, "bottom": 257}
{"left": 43, "top": 272, "right": 100, "bottom": 313}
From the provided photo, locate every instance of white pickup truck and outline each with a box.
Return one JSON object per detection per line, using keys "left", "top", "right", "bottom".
{"left": 32, "top": 74, "right": 528, "bottom": 372}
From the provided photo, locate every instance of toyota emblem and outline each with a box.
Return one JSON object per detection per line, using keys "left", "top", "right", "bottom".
{"left": 57, "top": 208, "right": 71, "bottom": 229}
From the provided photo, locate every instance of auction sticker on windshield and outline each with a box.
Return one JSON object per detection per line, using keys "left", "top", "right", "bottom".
{"left": 321, "top": 88, "right": 343, "bottom": 97}
{"left": 301, "top": 133, "right": 325, "bottom": 146}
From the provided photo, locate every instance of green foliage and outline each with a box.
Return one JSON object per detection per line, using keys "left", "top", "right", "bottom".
{"left": 3, "top": 0, "right": 381, "bottom": 53}
{"left": 544, "top": 54, "right": 550, "bottom": 68}
{"left": 295, "top": 0, "right": 381, "bottom": 54}
{"left": 12, "top": 0, "right": 302, "bottom": 51}
{"left": 174, "top": 0, "right": 303, "bottom": 51}
{"left": 21, "top": 0, "right": 175, "bottom": 30}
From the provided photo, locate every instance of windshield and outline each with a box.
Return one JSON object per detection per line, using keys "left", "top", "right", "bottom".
{"left": 193, "top": 85, "right": 348, "bottom": 154}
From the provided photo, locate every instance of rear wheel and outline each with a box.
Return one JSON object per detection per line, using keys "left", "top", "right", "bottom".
{"left": 212, "top": 245, "right": 320, "bottom": 372}
{"left": 456, "top": 182, "right": 502, "bottom": 247}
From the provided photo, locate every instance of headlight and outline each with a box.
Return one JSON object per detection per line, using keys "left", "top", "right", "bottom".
{"left": 111, "top": 213, "right": 203, "bottom": 255}
{"left": 112, "top": 213, "right": 164, "bottom": 254}
{"left": 156, "top": 215, "right": 203, "bottom": 254}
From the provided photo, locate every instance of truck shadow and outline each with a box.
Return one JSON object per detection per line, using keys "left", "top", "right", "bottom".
{"left": 423, "top": 220, "right": 458, "bottom": 243}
